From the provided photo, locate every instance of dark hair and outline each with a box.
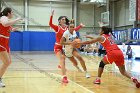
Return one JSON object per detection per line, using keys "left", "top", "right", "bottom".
{"left": 0, "top": 7, "right": 12, "bottom": 17}
{"left": 69, "top": 19, "right": 75, "bottom": 25}
{"left": 101, "top": 26, "right": 115, "bottom": 38}
{"left": 58, "top": 16, "right": 69, "bottom": 25}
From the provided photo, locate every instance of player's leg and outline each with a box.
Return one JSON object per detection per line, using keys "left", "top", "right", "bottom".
{"left": 0, "top": 51, "right": 11, "bottom": 87}
{"left": 115, "top": 50, "right": 140, "bottom": 88}
{"left": 94, "top": 55, "right": 109, "bottom": 84}
{"left": 73, "top": 50, "right": 90, "bottom": 78}
{"left": 68, "top": 56, "right": 82, "bottom": 72}
{"left": 55, "top": 51, "right": 68, "bottom": 83}
{"left": 118, "top": 65, "right": 140, "bottom": 88}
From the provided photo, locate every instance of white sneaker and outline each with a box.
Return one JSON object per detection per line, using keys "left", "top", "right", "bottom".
{"left": 85, "top": 72, "right": 90, "bottom": 78}
{"left": 0, "top": 80, "right": 5, "bottom": 87}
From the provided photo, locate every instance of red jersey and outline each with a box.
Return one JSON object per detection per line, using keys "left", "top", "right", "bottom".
{"left": 0, "top": 23, "right": 11, "bottom": 37}
{"left": 49, "top": 16, "right": 81, "bottom": 44}
{"left": 0, "top": 23, "right": 12, "bottom": 52}
{"left": 101, "top": 34, "right": 124, "bottom": 66}
{"left": 101, "top": 34, "right": 120, "bottom": 52}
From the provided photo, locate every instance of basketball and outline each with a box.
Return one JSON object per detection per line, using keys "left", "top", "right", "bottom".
{"left": 72, "top": 39, "right": 81, "bottom": 48}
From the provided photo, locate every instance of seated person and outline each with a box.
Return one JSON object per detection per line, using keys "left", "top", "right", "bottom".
{"left": 126, "top": 45, "right": 132, "bottom": 59}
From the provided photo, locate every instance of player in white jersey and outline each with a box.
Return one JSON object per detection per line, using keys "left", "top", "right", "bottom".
{"left": 60, "top": 19, "right": 90, "bottom": 78}
{"left": 62, "top": 28, "right": 77, "bottom": 57}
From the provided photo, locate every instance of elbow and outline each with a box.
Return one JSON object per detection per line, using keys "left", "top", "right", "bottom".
{"left": 1, "top": 23, "right": 9, "bottom": 27}
{"left": 60, "top": 42, "right": 62, "bottom": 45}
{"left": 60, "top": 41, "right": 63, "bottom": 45}
{"left": 60, "top": 42, "right": 64, "bottom": 46}
{"left": 49, "top": 22, "right": 51, "bottom": 26}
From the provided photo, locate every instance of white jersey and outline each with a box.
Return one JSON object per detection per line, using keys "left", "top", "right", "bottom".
{"left": 62, "top": 30, "right": 77, "bottom": 57}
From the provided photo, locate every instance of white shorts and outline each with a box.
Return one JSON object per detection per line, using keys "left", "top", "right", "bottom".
{"left": 63, "top": 45, "right": 73, "bottom": 57}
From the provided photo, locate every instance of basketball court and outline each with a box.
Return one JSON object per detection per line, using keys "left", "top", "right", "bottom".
{"left": 0, "top": 52, "right": 139, "bottom": 93}
{"left": 0, "top": 0, "right": 140, "bottom": 93}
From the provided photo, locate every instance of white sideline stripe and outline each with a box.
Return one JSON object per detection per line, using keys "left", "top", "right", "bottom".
{"left": 50, "top": 72, "right": 95, "bottom": 93}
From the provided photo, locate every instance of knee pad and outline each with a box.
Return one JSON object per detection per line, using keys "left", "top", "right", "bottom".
{"left": 99, "top": 61, "right": 105, "bottom": 68}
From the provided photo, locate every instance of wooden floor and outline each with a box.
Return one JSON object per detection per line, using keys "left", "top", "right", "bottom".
{"left": 0, "top": 51, "right": 140, "bottom": 93}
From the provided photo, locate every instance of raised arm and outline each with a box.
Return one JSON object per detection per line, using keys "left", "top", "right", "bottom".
{"left": 74, "top": 23, "right": 85, "bottom": 31}
{"left": 98, "top": 21, "right": 104, "bottom": 27}
{"left": 49, "top": 10, "right": 58, "bottom": 32}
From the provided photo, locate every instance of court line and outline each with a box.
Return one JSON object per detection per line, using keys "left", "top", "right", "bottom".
{"left": 50, "top": 72, "right": 95, "bottom": 93}
{"left": 13, "top": 53, "right": 95, "bottom": 93}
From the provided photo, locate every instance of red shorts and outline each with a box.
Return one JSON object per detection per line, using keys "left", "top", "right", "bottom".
{"left": 0, "top": 37, "right": 10, "bottom": 53}
{"left": 54, "top": 44, "right": 62, "bottom": 54}
{"left": 103, "top": 50, "right": 124, "bottom": 66}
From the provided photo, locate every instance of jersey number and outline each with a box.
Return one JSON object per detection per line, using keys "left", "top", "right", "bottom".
{"left": 108, "top": 37, "right": 114, "bottom": 45}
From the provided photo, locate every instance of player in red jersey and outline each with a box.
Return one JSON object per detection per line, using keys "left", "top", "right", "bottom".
{"left": 0, "top": 7, "right": 22, "bottom": 87}
{"left": 49, "top": 10, "right": 84, "bottom": 83}
{"left": 77, "top": 22, "right": 140, "bottom": 88}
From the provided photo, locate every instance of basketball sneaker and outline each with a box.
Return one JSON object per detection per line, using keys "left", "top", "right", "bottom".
{"left": 62, "top": 76, "right": 69, "bottom": 83}
{"left": 94, "top": 78, "right": 101, "bottom": 84}
{"left": 131, "top": 77, "right": 140, "bottom": 88}
{"left": 0, "top": 79, "right": 5, "bottom": 87}
{"left": 85, "top": 72, "right": 90, "bottom": 78}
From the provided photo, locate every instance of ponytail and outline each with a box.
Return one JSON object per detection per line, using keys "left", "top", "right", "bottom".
{"left": 58, "top": 16, "right": 69, "bottom": 26}
{"left": 69, "top": 19, "right": 74, "bottom": 25}
{"left": 109, "top": 28, "right": 116, "bottom": 38}
{"left": 0, "top": 12, "right": 3, "bottom": 17}
{"left": 101, "top": 26, "right": 116, "bottom": 38}
{"left": 0, "top": 7, "right": 12, "bottom": 17}
{"left": 65, "top": 16, "right": 69, "bottom": 26}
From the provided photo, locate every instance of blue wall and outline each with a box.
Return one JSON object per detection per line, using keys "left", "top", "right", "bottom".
{"left": 10, "top": 31, "right": 80, "bottom": 51}
{"left": 10, "top": 31, "right": 56, "bottom": 51}
{"left": 113, "top": 28, "right": 140, "bottom": 45}
{"left": 131, "top": 28, "right": 140, "bottom": 40}
{"left": 10, "top": 31, "right": 23, "bottom": 51}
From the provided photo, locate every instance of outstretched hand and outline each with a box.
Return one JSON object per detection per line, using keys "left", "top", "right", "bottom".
{"left": 12, "top": 27, "right": 20, "bottom": 32}
{"left": 51, "top": 10, "right": 54, "bottom": 16}
{"left": 80, "top": 23, "right": 85, "bottom": 27}
{"left": 98, "top": 21, "right": 104, "bottom": 27}
{"left": 16, "top": 17, "right": 23, "bottom": 21}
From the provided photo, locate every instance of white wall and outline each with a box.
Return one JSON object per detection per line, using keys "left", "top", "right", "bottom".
{"left": 28, "top": 0, "right": 72, "bottom": 31}
{"left": 112, "top": 0, "right": 134, "bottom": 29}
{"left": 1, "top": 0, "right": 135, "bottom": 32}
{"left": 2, "top": 0, "right": 72, "bottom": 31}
{"left": 77, "top": 2, "right": 106, "bottom": 39}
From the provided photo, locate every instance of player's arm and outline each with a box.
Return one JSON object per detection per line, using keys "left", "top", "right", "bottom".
{"left": 49, "top": 10, "right": 58, "bottom": 32}
{"left": 85, "top": 35, "right": 94, "bottom": 39}
{"left": 74, "top": 23, "right": 85, "bottom": 31}
{"left": 11, "top": 27, "right": 20, "bottom": 32}
{"left": 60, "top": 37, "right": 72, "bottom": 45}
{"left": 60, "top": 31, "right": 73, "bottom": 45}
{"left": 0, "top": 16, "right": 22, "bottom": 27}
{"left": 81, "top": 36, "right": 104, "bottom": 45}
